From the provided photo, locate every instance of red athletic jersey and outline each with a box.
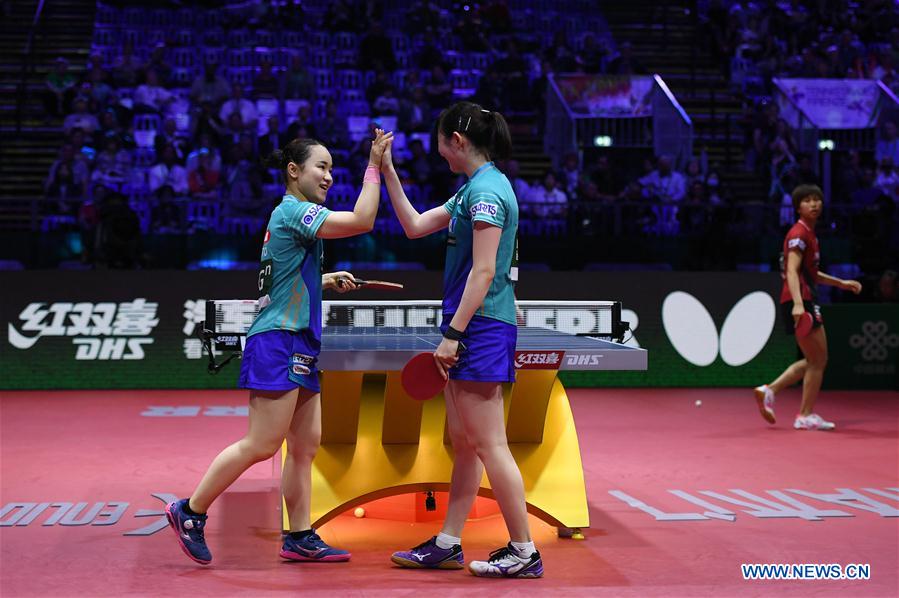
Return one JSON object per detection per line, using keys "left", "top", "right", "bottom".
{"left": 780, "top": 220, "right": 819, "bottom": 304}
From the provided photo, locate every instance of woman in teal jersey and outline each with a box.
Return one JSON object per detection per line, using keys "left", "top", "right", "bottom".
{"left": 164, "top": 130, "right": 393, "bottom": 566}
{"left": 383, "top": 102, "right": 542, "bottom": 579}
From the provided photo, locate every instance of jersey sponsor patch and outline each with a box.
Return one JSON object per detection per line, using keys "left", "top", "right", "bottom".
{"left": 291, "top": 353, "right": 313, "bottom": 375}
{"left": 787, "top": 237, "right": 806, "bottom": 251}
{"left": 301, "top": 204, "right": 324, "bottom": 226}
{"left": 469, "top": 201, "right": 498, "bottom": 218}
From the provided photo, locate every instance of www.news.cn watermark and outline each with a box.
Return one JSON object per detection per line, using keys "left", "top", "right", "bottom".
{"left": 742, "top": 563, "right": 871, "bottom": 581}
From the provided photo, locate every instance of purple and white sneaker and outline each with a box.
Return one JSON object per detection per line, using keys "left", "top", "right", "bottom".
{"left": 469, "top": 544, "right": 543, "bottom": 578}
{"left": 280, "top": 530, "right": 351, "bottom": 562}
{"left": 165, "top": 498, "right": 211, "bottom": 565}
{"left": 391, "top": 536, "right": 464, "bottom": 569}
{"left": 793, "top": 412, "right": 835, "bottom": 431}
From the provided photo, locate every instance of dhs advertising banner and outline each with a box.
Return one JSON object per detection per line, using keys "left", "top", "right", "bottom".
{"left": 1, "top": 271, "right": 255, "bottom": 390}
{"left": 2, "top": 271, "right": 894, "bottom": 390}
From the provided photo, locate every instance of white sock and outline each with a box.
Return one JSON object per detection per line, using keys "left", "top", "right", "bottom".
{"left": 435, "top": 532, "right": 461, "bottom": 549}
{"left": 510, "top": 540, "right": 535, "bottom": 557}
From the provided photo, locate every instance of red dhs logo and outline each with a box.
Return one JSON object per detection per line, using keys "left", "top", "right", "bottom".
{"left": 514, "top": 351, "right": 565, "bottom": 369}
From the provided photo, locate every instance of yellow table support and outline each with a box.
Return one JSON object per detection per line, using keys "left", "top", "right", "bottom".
{"left": 282, "top": 370, "right": 589, "bottom": 534}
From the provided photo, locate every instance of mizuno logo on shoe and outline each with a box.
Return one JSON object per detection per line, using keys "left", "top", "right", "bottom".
{"left": 413, "top": 553, "right": 430, "bottom": 560}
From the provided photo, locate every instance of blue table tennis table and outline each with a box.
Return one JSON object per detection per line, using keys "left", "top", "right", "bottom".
{"left": 318, "top": 325, "right": 647, "bottom": 372}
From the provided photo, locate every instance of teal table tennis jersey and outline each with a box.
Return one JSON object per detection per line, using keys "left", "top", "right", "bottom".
{"left": 248, "top": 194, "right": 331, "bottom": 339}
{"left": 442, "top": 162, "right": 519, "bottom": 325}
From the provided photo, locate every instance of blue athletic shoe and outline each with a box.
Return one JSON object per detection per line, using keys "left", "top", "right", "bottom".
{"left": 469, "top": 544, "right": 543, "bottom": 578}
{"left": 391, "top": 536, "right": 464, "bottom": 569}
{"left": 165, "top": 499, "right": 211, "bottom": 565}
{"left": 280, "top": 530, "right": 351, "bottom": 562}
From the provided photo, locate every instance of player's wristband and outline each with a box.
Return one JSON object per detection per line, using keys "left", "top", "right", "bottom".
{"left": 443, "top": 325, "right": 464, "bottom": 341}
{"left": 363, "top": 164, "right": 380, "bottom": 184}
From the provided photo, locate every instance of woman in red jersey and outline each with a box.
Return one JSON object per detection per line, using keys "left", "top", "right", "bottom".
{"left": 753, "top": 184, "right": 861, "bottom": 430}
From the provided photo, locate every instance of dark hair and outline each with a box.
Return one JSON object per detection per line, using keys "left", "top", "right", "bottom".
{"left": 437, "top": 101, "right": 512, "bottom": 161}
{"left": 791, "top": 183, "right": 823, "bottom": 212}
{"left": 266, "top": 138, "right": 324, "bottom": 182}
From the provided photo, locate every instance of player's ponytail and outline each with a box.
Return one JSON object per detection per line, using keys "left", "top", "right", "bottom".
{"left": 437, "top": 101, "right": 512, "bottom": 161}
{"left": 266, "top": 138, "right": 324, "bottom": 183}
{"left": 487, "top": 110, "right": 512, "bottom": 161}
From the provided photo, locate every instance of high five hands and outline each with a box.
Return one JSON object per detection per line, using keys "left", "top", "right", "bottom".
{"left": 368, "top": 128, "right": 394, "bottom": 169}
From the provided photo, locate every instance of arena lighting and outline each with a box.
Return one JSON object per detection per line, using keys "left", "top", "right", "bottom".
{"left": 818, "top": 139, "right": 835, "bottom": 151}
{"left": 593, "top": 135, "right": 613, "bottom": 147}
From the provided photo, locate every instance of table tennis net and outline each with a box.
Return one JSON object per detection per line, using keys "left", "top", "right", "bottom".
{"left": 205, "top": 300, "right": 624, "bottom": 345}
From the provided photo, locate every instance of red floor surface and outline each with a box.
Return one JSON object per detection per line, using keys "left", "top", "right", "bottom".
{"left": 1, "top": 387, "right": 897, "bottom": 597}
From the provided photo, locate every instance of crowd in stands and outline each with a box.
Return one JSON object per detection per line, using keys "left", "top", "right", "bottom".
{"left": 34, "top": 0, "right": 896, "bottom": 288}
{"left": 704, "top": 0, "right": 898, "bottom": 91}
{"left": 43, "top": 0, "right": 630, "bottom": 260}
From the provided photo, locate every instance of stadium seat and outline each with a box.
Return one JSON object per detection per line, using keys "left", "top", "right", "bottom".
{"left": 331, "top": 168, "right": 351, "bottom": 187}
{"left": 225, "top": 67, "right": 254, "bottom": 87}
{"left": 392, "top": 69, "right": 408, "bottom": 90}
{"left": 122, "top": 29, "right": 141, "bottom": 49}
{"left": 174, "top": 8, "right": 194, "bottom": 28}
{"left": 340, "top": 88, "right": 364, "bottom": 102}
{"left": 227, "top": 29, "right": 252, "bottom": 48}
{"left": 341, "top": 100, "right": 371, "bottom": 117}
{"left": 408, "top": 132, "right": 430, "bottom": 152}
{"left": 335, "top": 32, "right": 358, "bottom": 50}
{"left": 310, "top": 68, "right": 333, "bottom": 90}
{"left": 227, "top": 48, "right": 253, "bottom": 68}
{"left": 96, "top": 4, "right": 121, "bottom": 26}
{"left": 347, "top": 115, "right": 373, "bottom": 142}
{"left": 336, "top": 70, "right": 363, "bottom": 91}
{"left": 255, "top": 99, "right": 279, "bottom": 135}
{"left": 133, "top": 114, "right": 161, "bottom": 149}
{"left": 223, "top": 216, "right": 265, "bottom": 235}
{"left": 146, "top": 29, "right": 166, "bottom": 48}
{"left": 254, "top": 48, "right": 274, "bottom": 67}
{"left": 93, "top": 28, "right": 118, "bottom": 47}
{"left": 171, "top": 48, "right": 195, "bottom": 68}
{"left": 255, "top": 30, "right": 275, "bottom": 47}
{"left": 202, "top": 28, "right": 224, "bottom": 47}
{"left": 186, "top": 200, "right": 223, "bottom": 232}
{"left": 133, "top": 148, "right": 156, "bottom": 167}
{"left": 203, "top": 46, "right": 225, "bottom": 66}
{"left": 122, "top": 7, "right": 144, "bottom": 28}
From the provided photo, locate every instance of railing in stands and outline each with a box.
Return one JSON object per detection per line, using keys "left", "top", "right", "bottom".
{"left": 15, "top": 0, "right": 46, "bottom": 133}
{"left": 544, "top": 73, "right": 693, "bottom": 171}
{"left": 652, "top": 74, "right": 693, "bottom": 170}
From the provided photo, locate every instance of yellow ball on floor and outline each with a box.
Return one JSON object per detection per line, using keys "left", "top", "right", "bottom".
{"left": 354, "top": 507, "right": 365, "bottom": 518}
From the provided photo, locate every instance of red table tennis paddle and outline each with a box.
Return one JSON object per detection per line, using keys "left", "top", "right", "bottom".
{"left": 401, "top": 352, "right": 447, "bottom": 401}
{"left": 795, "top": 311, "right": 814, "bottom": 338}
{"left": 338, "top": 278, "right": 404, "bottom": 291}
